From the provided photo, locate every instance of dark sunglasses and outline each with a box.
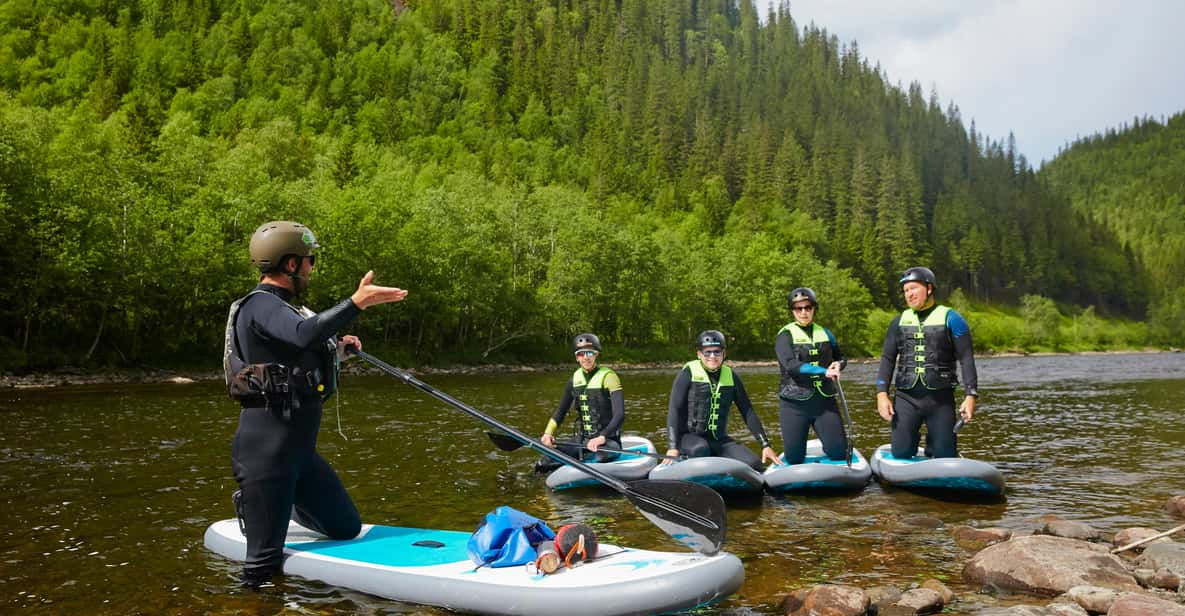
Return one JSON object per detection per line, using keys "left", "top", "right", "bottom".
{"left": 701, "top": 349, "right": 723, "bottom": 357}
{"left": 792, "top": 304, "right": 814, "bottom": 312}
{"left": 575, "top": 350, "right": 598, "bottom": 357}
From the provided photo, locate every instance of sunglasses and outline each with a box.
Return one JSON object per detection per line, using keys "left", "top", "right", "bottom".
{"left": 792, "top": 304, "right": 814, "bottom": 312}
{"left": 575, "top": 350, "right": 598, "bottom": 357}
{"left": 701, "top": 349, "right": 723, "bottom": 357}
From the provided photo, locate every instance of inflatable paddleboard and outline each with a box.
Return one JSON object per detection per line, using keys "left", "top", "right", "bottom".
{"left": 546, "top": 435, "right": 660, "bottom": 490}
{"left": 647, "top": 456, "right": 764, "bottom": 494}
{"left": 205, "top": 519, "right": 743, "bottom": 615}
{"left": 762, "top": 439, "right": 871, "bottom": 493}
{"left": 870, "top": 443, "right": 1005, "bottom": 495}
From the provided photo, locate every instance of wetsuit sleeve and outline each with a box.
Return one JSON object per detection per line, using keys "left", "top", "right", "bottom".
{"left": 827, "top": 328, "right": 848, "bottom": 370}
{"left": 876, "top": 316, "right": 903, "bottom": 393}
{"left": 948, "top": 309, "right": 979, "bottom": 395}
{"left": 598, "top": 389, "right": 625, "bottom": 438}
{"left": 250, "top": 295, "right": 361, "bottom": 351}
{"left": 775, "top": 330, "right": 826, "bottom": 376}
{"left": 731, "top": 373, "right": 771, "bottom": 448}
{"left": 666, "top": 368, "right": 692, "bottom": 448}
{"left": 551, "top": 380, "right": 575, "bottom": 425}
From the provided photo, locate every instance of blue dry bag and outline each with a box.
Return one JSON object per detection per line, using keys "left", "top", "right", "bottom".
{"left": 467, "top": 506, "right": 555, "bottom": 568}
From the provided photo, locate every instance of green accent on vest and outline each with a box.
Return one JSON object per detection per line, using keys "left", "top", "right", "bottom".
{"left": 686, "top": 360, "right": 733, "bottom": 439}
{"left": 571, "top": 366, "right": 614, "bottom": 437}
{"left": 896, "top": 305, "right": 955, "bottom": 390}
{"left": 777, "top": 322, "right": 836, "bottom": 400}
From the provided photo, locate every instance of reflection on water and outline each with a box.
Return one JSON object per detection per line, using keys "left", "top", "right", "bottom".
{"left": 1, "top": 353, "right": 1183, "bottom": 614}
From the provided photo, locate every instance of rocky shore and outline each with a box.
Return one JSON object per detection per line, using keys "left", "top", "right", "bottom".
{"left": 780, "top": 495, "right": 1185, "bottom": 615}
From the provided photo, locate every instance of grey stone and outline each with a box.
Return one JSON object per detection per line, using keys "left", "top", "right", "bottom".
{"left": 964, "top": 535, "right": 1140, "bottom": 596}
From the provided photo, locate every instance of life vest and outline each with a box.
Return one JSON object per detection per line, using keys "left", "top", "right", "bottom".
{"left": 685, "top": 361, "right": 735, "bottom": 439}
{"left": 894, "top": 305, "right": 957, "bottom": 390}
{"left": 222, "top": 290, "right": 339, "bottom": 405}
{"left": 777, "top": 322, "right": 837, "bottom": 401}
{"left": 570, "top": 366, "right": 616, "bottom": 440}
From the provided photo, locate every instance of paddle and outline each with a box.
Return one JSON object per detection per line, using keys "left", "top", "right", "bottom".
{"left": 347, "top": 347, "right": 726, "bottom": 555}
{"left": 954, "top": 418, "right": 966, "bottom": 433}
{"left": 833, "top": 377, "right": 855, "bottom": 468}
{"left": 485, "top": 431, "right": 684, "bottom": 462}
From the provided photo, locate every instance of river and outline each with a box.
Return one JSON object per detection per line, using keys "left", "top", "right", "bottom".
{"left": 2, "top": 352, "right": 1183, "bottom": 614}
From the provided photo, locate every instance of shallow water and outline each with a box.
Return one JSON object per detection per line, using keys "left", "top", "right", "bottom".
{"left": 2, "top": 352, "right": 1183, "bottom": 614}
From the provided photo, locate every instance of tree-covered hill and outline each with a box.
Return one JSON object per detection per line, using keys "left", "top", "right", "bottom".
{"left": 0, "top": 0, "right": 1161, "bottom": 370}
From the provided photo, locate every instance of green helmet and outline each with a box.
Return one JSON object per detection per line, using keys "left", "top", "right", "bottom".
{"left": 249, "top": 221, "right": 320, "bottom": 273}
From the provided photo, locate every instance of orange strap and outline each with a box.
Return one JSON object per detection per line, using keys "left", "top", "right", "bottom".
{"left": 562, "top": 533, "right": 586, "bottom": 569}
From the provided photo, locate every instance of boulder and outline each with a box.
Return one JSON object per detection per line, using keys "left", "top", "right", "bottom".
{"left": 1062, "top": 585, "right": 1120, "bottom": 613}
{"left": 865, "top": 585, "right": 903, "bottom": 606}
{"left": 972, "top": 605, "right": 1087, "bottom": 615}
{"left": 1112, "top": 528, "right": 1169, "bottom": 552}
{"left": 780, "top": 584, "right": 871, "bottom": 616}
{"left": 1136, "top": 542, "right": 1185, "bottom": 574}
{"left": 954, "top": 525, "right": 1014, "bottom": 551}
{"left": 1105, "top": 592, "right": 1185, "bottom": 616}
{"left": 1166, "top": 495, "right": 1185, "bottom": 518}
{"left": 921, "top": 578, "right": 955, "bottom": 604}
{"left": 879, "top": 588, "right": 943, "bottom": 615}
{"left": 964, "top": 535, "right": 1141, "bottom": 596}
{"left": 1038, "top": 520, "right": 1100, "bottom": 541}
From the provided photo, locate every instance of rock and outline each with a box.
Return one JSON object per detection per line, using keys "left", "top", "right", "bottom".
{"left": 1136, "top": 542, "right": 1185, "bottom": 574}
{"left": 780, "top": 584, "right": 871, "bottom": 616}
{"left": 954, "top": 525, "right": 1014, "bottom": 551}
{"left": 1113, "top": 528, "right": 1169, "bottom": 552}
{"left": 963, "top": 535, "right": 1141, "bottom": 596}
{"left": 865, "top": 585, "right": 903, "bottom": 606}
{"left": 1166, "top": 496, "right": 1185, "bottom": 518}
{"left": 1106, "top": 592, "right": 1185, "bottom": 616}
{"left": 920, "top": 578, "right": 955, "bottom": 604}
{"left": 879, "top": 588, "right": 943, "bottom": 615}
{"left": 972, "top": 606, "right": 1075, "bottom": 615}
{"left": 1038, "top": 520, "right": 1101, "bottom": 541}
{"left": 1045, "top": 603, "right": 1091, "bottom": 616}
{"left": 1062, "top": 585, "right": 1120, "bottom": 613}
{"left": 1133, "top": 567, "right": 1181, "bottom": 590}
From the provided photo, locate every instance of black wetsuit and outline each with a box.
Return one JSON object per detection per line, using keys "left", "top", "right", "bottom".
{"left": 536, "top": 369, "right": 625, "bottom": 472}
{"left": 666, "top": 365, "right": 771, "bottom": 471}
{"left": 876, "top": 305, "right": 978, "bottom": 458}
{"left": 230, "top": 284, "right": 362, "bottom": 584}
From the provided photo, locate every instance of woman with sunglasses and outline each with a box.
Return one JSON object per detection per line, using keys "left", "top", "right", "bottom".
{"left": 536, "top": 332, "right": 625, "bottom": 472}
{"left": 661, "top": 330, "right": 779, "bottom": 470}
{"left": 776, "top": 287, "right": 848, "bottom": 464}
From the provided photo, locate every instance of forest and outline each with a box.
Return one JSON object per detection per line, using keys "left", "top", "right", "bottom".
{"left": 0, "top": 0, "right": 1178, "bottom": 371}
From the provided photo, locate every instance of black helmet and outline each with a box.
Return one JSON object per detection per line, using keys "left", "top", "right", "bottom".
{"left": 250, "top": 221, "right": 320, "bottom": 273}
{"left": 899, "top": 266, "right": 936, "bottom": 289}
{"left": 696, "top": 330, "right": 726, "bottom": 349}
{"left": 573, "top": 333, "right": 601, "bottom": 352}
{"left": 788, "top": 287, "right": 818, "bottom": 309}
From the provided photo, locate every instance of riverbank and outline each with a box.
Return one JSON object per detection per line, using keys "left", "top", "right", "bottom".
{"left": 1, "top": 349, "right": 1175, "bottom": 389}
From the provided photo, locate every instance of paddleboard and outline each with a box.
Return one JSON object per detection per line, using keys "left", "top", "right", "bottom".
{"left": 546, "top": 435, "right": 660, "bottom": 490}
{"left": 204, "top": 519, "right": 743, "bottom": 615}
{"left": 647, "top": 456, "right": 764, "bottom": 494}
{"left": 870, "top": 443, "right": 1005, "bottom": 495}
{"left": 762, "top": 439, "right": 872, "bottom": 493}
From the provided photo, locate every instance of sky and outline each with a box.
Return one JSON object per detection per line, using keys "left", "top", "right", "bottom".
{"left": 758, "top": 0, "right": 1185, "bottom": 166}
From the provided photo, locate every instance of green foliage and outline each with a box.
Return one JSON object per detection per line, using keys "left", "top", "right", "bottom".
{"left": 0, "top": 0, "right": 1171, "bottom": 371}
{"left": 1020, "top": 294, "right": 1061, "bottom": 349}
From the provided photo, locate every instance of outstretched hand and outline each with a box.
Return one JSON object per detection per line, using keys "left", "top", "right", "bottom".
{"left": 351, "top": 271, "right": 408, "bottom": 309}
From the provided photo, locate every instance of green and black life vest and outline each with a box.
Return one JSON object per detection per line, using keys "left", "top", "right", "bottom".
{"left": 777, "top": 322, "right": 837, "bottom": 401}
{"left": 685, "top": 361, "right": 735, "bottom": 440}
{"left": 894, "top": 305, "right": 957, "bottom": 391}
{"left": 570, "top": 366, "right": 617, "bottom": 440}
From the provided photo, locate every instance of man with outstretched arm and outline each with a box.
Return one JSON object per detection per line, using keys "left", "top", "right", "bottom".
{"left": 223, "top": 220, "right": 407, "bottom": 587}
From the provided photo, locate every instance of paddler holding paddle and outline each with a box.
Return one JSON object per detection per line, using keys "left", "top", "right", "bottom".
{"left": 536, "top": 333, "right": 625, "bottom": 472}
{"left": 775, "top": 287, "right": 849, "bottom": 464}
{"left": 875, "top": 266, "right": 979, "bottom": 459}
{"left": 223, "top": 220, "right": 408, "bottom": 587}
{"left": 662, "top": 330, "right": 781, "bottom": 470}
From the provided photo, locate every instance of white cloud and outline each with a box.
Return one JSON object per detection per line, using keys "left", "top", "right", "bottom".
{"left": 759, "top": 0, "right": 1185, "bottom": 164}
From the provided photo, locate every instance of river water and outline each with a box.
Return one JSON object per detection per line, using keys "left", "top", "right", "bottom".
{"left": 2, "top": 353, "right": 1183, "bottom": 614}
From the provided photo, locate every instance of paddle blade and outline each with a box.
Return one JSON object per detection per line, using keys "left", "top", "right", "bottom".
{"left": 625, "top": 479, "right": 726, "bottom": 555}
{"left": 486, "top": 431, "right": 527, "bottom": 452}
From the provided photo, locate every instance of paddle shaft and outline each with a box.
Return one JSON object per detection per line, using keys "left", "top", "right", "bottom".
{"left": 834, "top": 377, "right": 855, "bottom": 468}
{"left": 553, "top": 440, "right": 681, "bottom": 462}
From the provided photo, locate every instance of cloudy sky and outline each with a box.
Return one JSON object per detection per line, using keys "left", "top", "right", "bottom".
{"left": 758, "top": 0, "right": 1185, "bottom": 166}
